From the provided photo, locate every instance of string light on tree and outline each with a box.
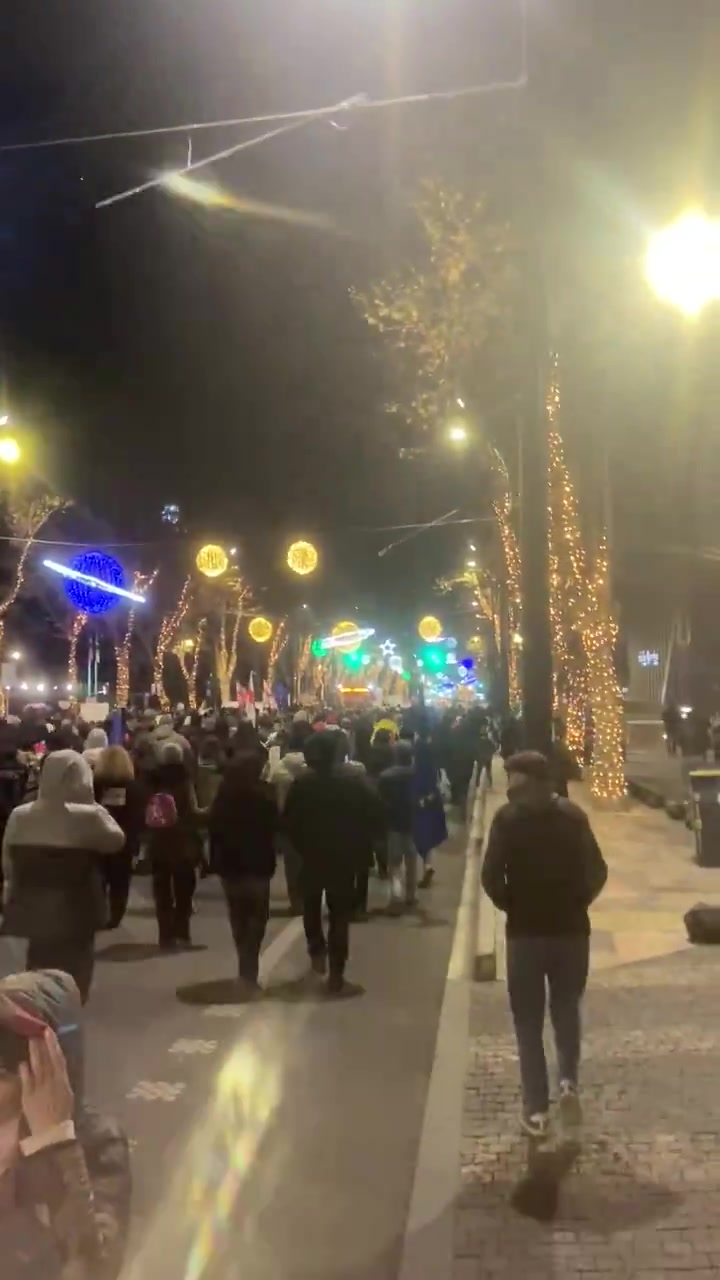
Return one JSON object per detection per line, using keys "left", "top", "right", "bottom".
{"left": 154, "top": 576, "right": 192, "bottom": 709}
{"left": 287, "top": 540, "right": 318, "bottom": 576}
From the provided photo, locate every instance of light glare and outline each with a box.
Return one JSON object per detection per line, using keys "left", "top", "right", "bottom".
{"left": 646, "top": 211, "right": 720, "bottom": 315}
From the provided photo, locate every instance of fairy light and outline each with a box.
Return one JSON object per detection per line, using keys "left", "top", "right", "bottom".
{"left": 115, "top": 569, "right": 158, "bottom": 707}
{"left": 68, "top": 612, "right": 87, "bottom": 694}
{"left": 494, "top": 493, "right": 522, "bottom": 706}
{"left": 187, "top": 619, "right": 206, "bottom": 710}
{"left": 579, "top": 536, "right": 625, "bottom": 801}
{"left": 154, "top": 576, "right": 192, "bottom": 710}
{"left": 267, "top": 617, "right": 288, "bottom": 689}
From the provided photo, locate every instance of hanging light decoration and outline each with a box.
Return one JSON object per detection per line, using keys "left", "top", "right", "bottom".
{"left": 196, "top": 544, "right": 229, "bottom": 578}
{"left": 418, "top": 615, "right": 443, "bottom": 642}
{"left": 287, "top": 540, "right": 318, "bottom": 576}
{"left": 331, "top": 620, "right": 364, "bottom": 653}
{"left": 248, "top": 616, "right": 273, "bottom": 644}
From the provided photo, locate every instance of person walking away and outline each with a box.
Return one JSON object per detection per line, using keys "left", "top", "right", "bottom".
{"left": 0, "top": 968, "right": 131, "bottom": 1279}
{"left": 93, "top": 745, "right": 145, "bottom": 928}
{"left": 413, "top": 723, "right": 448, "bottom": 888}
{"left": 144, "top": 742, "right": 205, "bottom": 949}
{"left": 662, "top": 703, "right": 682, "bottom": 756}
{"left": 284, "top": 731, "right": 385, "bottom": 994}
{"left": 481, "top": 751, "right": 607, "bottom": 1140}
{"left": 366, "top": 727, "right": 394, "bottom": 880}
{"left": 269, "top": 720, "right": 311, "bottom": 914}
{"left": 378, "top": 740, "right": 419, "bottom": 912}
{"left": 81, "top": 726, "right": 108, "bottom": 772}
{"left": 1, "top": 751, "right": 125, "bottom": 1001}
{"left": 476, "top": 719, "right": 495, "bottom": 788}
{"left": 209, "top": 752, "right": 279, "bottom": 997}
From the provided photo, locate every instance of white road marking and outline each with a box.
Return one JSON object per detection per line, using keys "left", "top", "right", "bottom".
{"left": 126, "top": 1081, "right": 187, "bottom": 1103}
{"left": 201, "top": 916, "right": 305, "bottom": 1016}
{"left": 397, "top": 804, "right": 481, "bottom": 1280}
{"left": 202, "top": 1005, "right": 247, "bottom": 1019}
{"left": 168, "top": 1038, "right": 218, "bottom": 1055}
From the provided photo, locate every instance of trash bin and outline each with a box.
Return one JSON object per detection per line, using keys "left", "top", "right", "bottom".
{"left": 688, "top": 770, "right": 720, "bottom": 867}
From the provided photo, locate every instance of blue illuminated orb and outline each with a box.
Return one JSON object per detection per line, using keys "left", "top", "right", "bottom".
{"left": 64, "top": 551, "right": 126, "bottom": 615}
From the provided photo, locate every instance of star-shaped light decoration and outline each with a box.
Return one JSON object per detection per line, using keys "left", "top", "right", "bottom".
{"left": 379, "top": 639, "right": 397, "bottom": 658}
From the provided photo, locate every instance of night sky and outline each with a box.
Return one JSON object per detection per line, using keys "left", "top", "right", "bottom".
{"left": 2, "top": 0, "right": 720, "bottom": 645}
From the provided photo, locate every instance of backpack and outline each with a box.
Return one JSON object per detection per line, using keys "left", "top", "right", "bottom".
{"left": 145, "top": 791, "right": 178, "bottom": 829}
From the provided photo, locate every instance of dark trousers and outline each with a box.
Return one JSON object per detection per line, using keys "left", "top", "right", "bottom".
{"left": 302, "top": 870, "right": 354, "bottom": 977}
{"left": 102, "top": 854, "right": 133, "bottom": 928}
{"left": 480, "top": 759, "right": 493, "bottom": 786}
{"left": 151, "top": 860, "right": 196, "bottom": 944}
{"left": 27, "top": 937, "right": 96, "bottom": 1005}
{"left": 278, "top": 836, "right": 303, "bottom": 912}
{"left": 353, "top": 867, "right": 369, "bottom": 913}
{"left": 222, "top": 876, "right": 270, "bottom": 983}
{"left": 506, "top": 934, "right": 590, "bottom": 1116}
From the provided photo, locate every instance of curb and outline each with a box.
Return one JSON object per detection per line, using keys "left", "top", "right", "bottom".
{"left": 466, "top": 767, "right": 501, "bottom": 983}
{"left": 627, "top": 777, "right": 687, "bottom": 821}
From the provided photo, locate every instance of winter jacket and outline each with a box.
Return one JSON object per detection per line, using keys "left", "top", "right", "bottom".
{"left": 378, "top": 764, "right": 415, "bottom": 834}
{"left": 2, "top": 752, "right": 125, "bottom": 941}
{"left": 284, "top": 767, "right": 386, "bottom": 875}
{"left": 481, "top": 796, "right": 608, "bottom": 937}
{"left": 209, "top": 775, "right": 279, "bottom": 879}
{"left": 0, "top": 969, "right": 130, "bottom": 1280}
{"left": 81, "top": 728, "right": 108, "bottom": 772}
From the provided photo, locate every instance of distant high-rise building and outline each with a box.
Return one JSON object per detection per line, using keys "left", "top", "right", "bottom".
{"left": 161, "top": 503, "right": 180, "bottom": 526}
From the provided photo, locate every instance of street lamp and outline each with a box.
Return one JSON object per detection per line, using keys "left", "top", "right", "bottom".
{"left": 646, "top": 211, "right": 720, "bottom": 316}
{"left": 0, "top": 436, "right": 21, "bottom": 465}
{"left": 447, "top": 422, "right": 468, "bottom": 445}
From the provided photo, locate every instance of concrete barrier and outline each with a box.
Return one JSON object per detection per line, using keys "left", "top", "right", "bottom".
{"left": 465, "top": 768, "right": 502, "bottom": 982}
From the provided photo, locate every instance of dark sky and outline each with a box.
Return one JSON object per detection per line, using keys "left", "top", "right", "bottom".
{"left": 2, "top": 0, "right": 720, "bottom": 634}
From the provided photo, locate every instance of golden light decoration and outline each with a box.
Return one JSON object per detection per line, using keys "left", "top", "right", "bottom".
{"left": 331, "top": 620, "right": 362, "bottom": 653}
{"left": 287, "top": 540, "right": 318, "bottom": 576}
{"left": 418, "top": 615, "right": 443, "bottom": 642}
{"left": 248, "top": 616, "right": 273, "bottom": 644}
{"left": 467, "top": 633, "right": 485, "bottom": 656}
{"left": 196, "top": 544, "right": 229, "bottom": 578}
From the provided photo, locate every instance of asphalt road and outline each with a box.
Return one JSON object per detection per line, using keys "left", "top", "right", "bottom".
{"left": 76, "top": 832, "right": 466, "bottom": 1280}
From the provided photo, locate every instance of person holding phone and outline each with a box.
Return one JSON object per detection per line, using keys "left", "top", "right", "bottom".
{"left": 0, "top": 968, "right": 130, "bottom": 1278}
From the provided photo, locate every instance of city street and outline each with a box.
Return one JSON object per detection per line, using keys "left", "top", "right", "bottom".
{"left": 77, "top": 827, "right": 466, "bottom": 1280}
{"left": 455, "top": 793, "right": 720, "bottom": 1279}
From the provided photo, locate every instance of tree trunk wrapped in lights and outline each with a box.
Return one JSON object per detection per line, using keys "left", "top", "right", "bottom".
{"left": 579, "top": 539, "right": 626, "bottom": 801}
{"left": 187, "top": 619, "right": 206, "bottom": 710}
{"left": 493, "top": 494, "right": 522, "bottom": 706}
{"left": 153, "top": 576, "right": 192, "bottom": 710}
{"left": 68, "top": 612, "right": 87, "bottom": 694}
{"left": 267, "top": 617, "right": 288, "bottom": 691}
{"left": 0, "top": 491, "right": 67, "bottom": 715}
{"left": 547, "top": 371, "right": 588, "bottom": 761}
{"left": 114, "top": 569, "right": 158, "bottom": 708}
{"left": 210, "top": 578, "right": 251, "bottom": 706}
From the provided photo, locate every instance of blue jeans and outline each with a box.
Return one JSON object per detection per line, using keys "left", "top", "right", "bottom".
{"left": 506, "top": 935, "right": 589, "bottom": 1116}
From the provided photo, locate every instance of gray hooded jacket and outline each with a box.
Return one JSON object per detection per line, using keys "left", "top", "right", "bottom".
{"left": 2, "top": 752, "right": 124, "bottom": 940}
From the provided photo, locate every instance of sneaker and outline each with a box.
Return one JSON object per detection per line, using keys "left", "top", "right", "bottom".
{"left": 558, "top": 1081, "right": 582, "bottom": 1130}
{"left": 418, "top": 868, "right": 435, "bottom": 889}
{"left": 521, "top": 1112, "right": 551, "bottom": 1141}
{"left": 311, "top": 953, "right": 328, "bottom": 977}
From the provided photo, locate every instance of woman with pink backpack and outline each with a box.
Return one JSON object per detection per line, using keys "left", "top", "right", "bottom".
{"left": 144, "top": 742, "right": 206, "bottom": 949}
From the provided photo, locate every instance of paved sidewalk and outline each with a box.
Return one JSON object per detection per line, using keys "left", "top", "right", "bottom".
{"left": 454, "top": 796, "right": 720, "bottom": 1279}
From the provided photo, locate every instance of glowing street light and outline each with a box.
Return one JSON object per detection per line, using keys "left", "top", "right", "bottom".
{"left": 10, "top": 651, "right": 21, "bottom": 661}
{"left": 447, "top": 422, "right": 468, "bottom": 445}
{"left": 646, "top": 211, "right": 720, "bottom": 316}
{"left": 0, "top": 436, "right": 21, "bottom": 465}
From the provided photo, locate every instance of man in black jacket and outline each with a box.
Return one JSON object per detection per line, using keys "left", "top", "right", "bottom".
{"left": 378, "top": 741, "right": 418, "bottom": 912}
{"left": 482, "top": 751, "right": 607, "bottom": 1140}
{"left": 284, "top": 732, "right": 385, "bottom": 994}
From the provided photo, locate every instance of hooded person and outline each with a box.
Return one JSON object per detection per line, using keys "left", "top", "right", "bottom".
{"left": 0, "top": 968, "right": 130, "bottom": 1279}
{"left": 1, "top": 752, "right": 125, "bottom": 1002}
{"left": 378, "top": 740, "right": 419, "bottom": 911}
{"left": 144, "top": 741, "right": 206, "bottom": 949}
{"left": 149, "top": 715, "right": 195, "bottom": 776}
{"left": 81, "top": 727, "right": 108, "bottom": 772}
{"left": 268, "top": 721, "right": 311, "bottom": 914}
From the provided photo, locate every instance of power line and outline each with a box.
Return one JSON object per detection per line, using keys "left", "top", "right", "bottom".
{"left": 0, "top": 74, "right": 527, "bottom": 159}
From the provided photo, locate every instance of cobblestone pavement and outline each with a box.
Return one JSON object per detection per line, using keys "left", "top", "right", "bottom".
{"left": 456, "top": 796, "right": 720, "bottom": 1279}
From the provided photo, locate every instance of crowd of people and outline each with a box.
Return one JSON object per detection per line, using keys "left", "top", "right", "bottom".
{"left": 0, "top": 694, "right": 609, "bottom": 1270}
